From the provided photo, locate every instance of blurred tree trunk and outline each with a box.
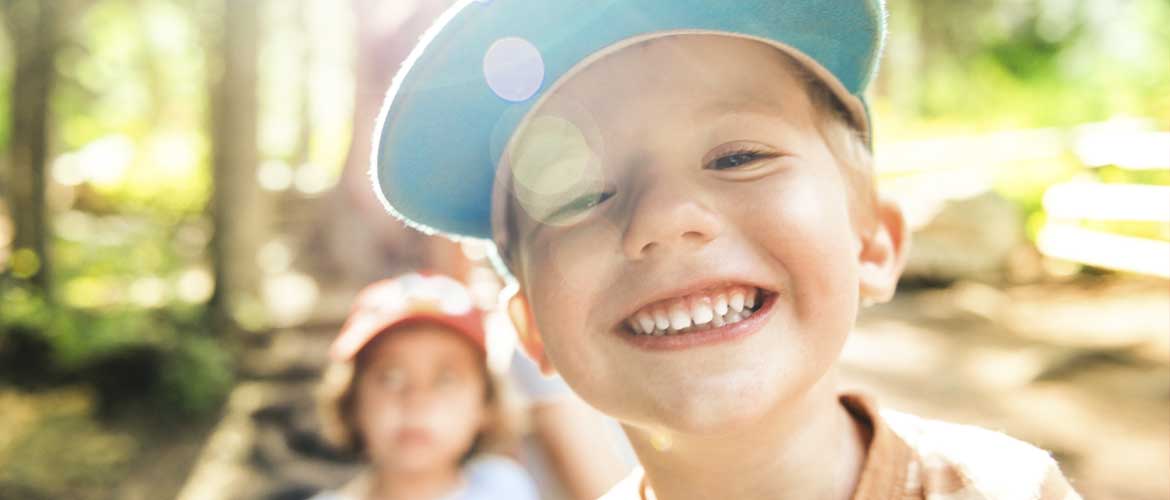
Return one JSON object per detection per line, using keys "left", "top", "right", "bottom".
{"left": 299, "top": 0, "right": 469, "bottom": 294}
{"left": 293, "top": 0, "right": 311, "bottom": 169}
{"left": 1, "top": 0, "right": 59, "bottom": 295}
{"left": 208, "top": 0, "right": 267, "bottom": 335}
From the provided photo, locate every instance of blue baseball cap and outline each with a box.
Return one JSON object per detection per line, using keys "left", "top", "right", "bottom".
{"left": 371, "top": 0, "right": 887, "bottom": 241}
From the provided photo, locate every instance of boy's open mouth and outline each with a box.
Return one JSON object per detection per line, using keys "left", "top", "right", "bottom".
{"left": 623, "top": 286, "right": 773, "bottom": 337}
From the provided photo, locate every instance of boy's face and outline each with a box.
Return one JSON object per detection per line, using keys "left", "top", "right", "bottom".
{"left": 503, "top": 36, "right": 905, "bottom": 433}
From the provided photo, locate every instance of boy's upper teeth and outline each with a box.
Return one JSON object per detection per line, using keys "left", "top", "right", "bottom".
{"left": 652, "top": 309, "right": 670, "bottom": 330}
{"left": 625, "top": 286, "right": 761, "bottom": 335}
{"left": 714, "top": 295, "right": 728, "bottom": 316}
{"left": 668, "top": 302, "right": 691, "bottom": 330}
{"left": 729, "top": 289, "right": 745, "bottom": 312}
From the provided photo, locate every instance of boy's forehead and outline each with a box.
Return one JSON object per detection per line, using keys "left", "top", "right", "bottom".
{"left": 535, "top": 35, "right": 805, "bottom": 119}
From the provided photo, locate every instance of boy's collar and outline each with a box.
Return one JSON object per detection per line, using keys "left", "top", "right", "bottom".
{"left": 626, "top": 393, "right": 915, "bottom": 500}
{"left": 839, "top": 393, "right": 915, "bottom": 500}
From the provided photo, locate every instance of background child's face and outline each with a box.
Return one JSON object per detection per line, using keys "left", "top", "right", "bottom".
{"left": 354, "top": 323, "right": 487, "bottom": 472}
{"left": 505, "top": 36, "right": 871, "bottom": 433}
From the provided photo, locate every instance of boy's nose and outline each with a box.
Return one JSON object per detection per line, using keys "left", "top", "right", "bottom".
{"left": 621, "top": 181, "right": 721, "bottom": 260}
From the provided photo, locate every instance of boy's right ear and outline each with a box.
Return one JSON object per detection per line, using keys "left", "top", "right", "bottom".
{"left": 507, "top": 291, "right": 556, "bottom": 375}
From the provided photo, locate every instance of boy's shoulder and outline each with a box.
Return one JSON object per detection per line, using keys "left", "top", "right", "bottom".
{"left": 598, "top": 399, "right": 1080, "bottom": 500}
{"left": 880, "top": 408, "right": 1080, "bottom": 500}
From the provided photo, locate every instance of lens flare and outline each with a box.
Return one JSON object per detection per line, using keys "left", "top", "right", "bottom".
{"left": 483, "top": 37, "right": 544, "bottom": 102}
{"left": 510, "top": 115, "right": 605, "bottom": 225}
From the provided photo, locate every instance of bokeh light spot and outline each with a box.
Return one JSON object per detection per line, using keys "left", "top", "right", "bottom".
{"left": 483, "top": 37, "right": 544, "bottom": 102}
{"left": 510, "top": 115, "right": 605, "bottom": 225}
{"left": 257, "top": 161, "right": 294, "bottom": 191}
{"left": 177, "top": 268, "right": 215, "bottom": 303}
{"left": 10, "top": 248, "right": 41, "bottom": 279}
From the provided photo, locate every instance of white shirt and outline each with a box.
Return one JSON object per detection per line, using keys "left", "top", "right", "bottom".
{"left": 309, "top": 455, "right": 539, "bottom": 500}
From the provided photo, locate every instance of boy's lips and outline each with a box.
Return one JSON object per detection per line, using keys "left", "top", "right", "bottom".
{"left": 616, "top": 290, "right": 777, "bottom": 351}
{"left": 614, "top": 279, "right": 778, "bottom": 339}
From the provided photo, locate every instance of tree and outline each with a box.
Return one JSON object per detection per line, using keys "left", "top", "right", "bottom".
{"left": 1, "top": 0, "right": 60, "bottom": 295}
{"left": 207, "top": 0, "right": 268, "bottom": 335}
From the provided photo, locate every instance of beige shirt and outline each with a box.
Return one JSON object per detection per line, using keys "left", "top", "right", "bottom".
{"left": 600, "top": 394, "right": 1081, "bottom": 500}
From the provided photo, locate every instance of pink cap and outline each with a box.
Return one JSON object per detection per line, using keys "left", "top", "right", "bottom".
{"left": 330, "top": 272, "right": 486, "bottom": 362}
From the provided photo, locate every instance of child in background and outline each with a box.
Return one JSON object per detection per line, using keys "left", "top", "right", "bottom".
{"left": 314, "top": 272, "right": 538, "bottom": 500}
{"left": 367, "top": 1, "right": 1083, "bottom": 499}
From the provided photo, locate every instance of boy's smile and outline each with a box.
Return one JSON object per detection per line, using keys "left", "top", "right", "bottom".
{"left": 619, "top": 282, "right": 777, "bottom": 349}
{"left": 501, "top": 35, "right": 903, "bottom": 434}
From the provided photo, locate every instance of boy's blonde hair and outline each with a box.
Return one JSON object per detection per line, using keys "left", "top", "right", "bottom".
{"left": 316, "top": 326, "right": 524, "bottom": 462}
{"left": 777, "top": 50, "right": 879, "bottom": 229}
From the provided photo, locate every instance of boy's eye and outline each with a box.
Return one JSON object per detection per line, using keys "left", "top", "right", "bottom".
{"left": 547, "top": 191, "right": 614, "bottom": 222}
{"left": 706, "top": 149, "right": 775, "bottom": 170}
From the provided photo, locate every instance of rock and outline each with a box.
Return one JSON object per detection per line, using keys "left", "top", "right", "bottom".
{"left": 902, "top": 192, "right": 1025, "bottom": 286}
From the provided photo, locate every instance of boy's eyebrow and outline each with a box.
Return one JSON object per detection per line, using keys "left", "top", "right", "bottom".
{"left": 702, "top": 107, "right": 801, "bottom": 136}
{"left": 696, "top": 97, "right": 789, "bottom": 122}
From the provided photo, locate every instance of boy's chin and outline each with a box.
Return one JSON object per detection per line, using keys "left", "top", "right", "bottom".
{"left": 624, "top": 362, "right": 839, "bottom": 437}
{"left": 635, "top": 379, "right": 798, "bottom": 436}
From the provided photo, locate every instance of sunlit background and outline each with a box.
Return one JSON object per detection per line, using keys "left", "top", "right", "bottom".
{"left": 0, "top": 1, "right": 1166, "bottom": 499}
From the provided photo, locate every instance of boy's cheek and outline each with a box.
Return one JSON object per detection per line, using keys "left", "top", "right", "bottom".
{"left": 747, "top": 182, "right": 862, "bottom": 304}
{"left": 526, "top": 220, "right": 622, "bottom": 291}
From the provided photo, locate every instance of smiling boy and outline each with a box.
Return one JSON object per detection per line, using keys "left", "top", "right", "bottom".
{"left": 368, "top": 1, "right": 1081, "bottom": 499}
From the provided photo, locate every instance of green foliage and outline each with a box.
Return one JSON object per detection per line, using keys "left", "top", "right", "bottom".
{"left": 2, "top": 0, "right": 225, "bottom": 413}
{"left": 1095, "top": 165, "right": 1170, "bottom": 186}
{"left": 903, "top": 0, "right": 1169, "bottom": 128}
{"left": 992, "top": 155, "right": 1083, "bottom": 224}
{"left": 156, "top": 335, "right": 234, "bottom": 414}
{"left": 0, "top": 284, "right": 233, "bottom": 416}
{"left": 877, "top": 0, "right": 1170, "bottom": 256}
{"left": 1080, "top": 219, "right": 1170, "bottom": 242}
{"left": 0, "top": 5, "right": 12, "bottom": 156}
{"left": 0, "top": 71, "right": 9, "bottom": 157}
{"left": 52, "top": 0, "right": 212, "bottom": 216}
{"left": 1079, "top": 164, "right": 1170, "bottom": 242}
